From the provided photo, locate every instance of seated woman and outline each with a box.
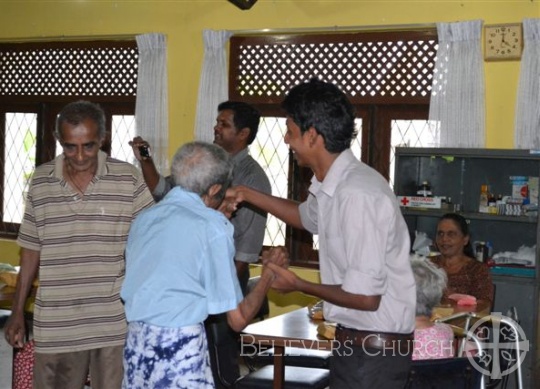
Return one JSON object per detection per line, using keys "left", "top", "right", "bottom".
{"left": 431, "top": 213, "right": 494, "bottom": 305}
{"left": 411, "top": 256, "right": 454, "bottom": 360}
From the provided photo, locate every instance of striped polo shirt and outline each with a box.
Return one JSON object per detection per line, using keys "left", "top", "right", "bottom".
{"left": 17, "top": 151, "right": 154, "bottom": 353}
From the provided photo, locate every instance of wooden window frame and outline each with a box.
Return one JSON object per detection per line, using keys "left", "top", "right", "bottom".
{"left": 231, "top": 29, "right": 438, "bottom": 267}
{"left": 0, "top": 40, "right": 137, "bottom": 238}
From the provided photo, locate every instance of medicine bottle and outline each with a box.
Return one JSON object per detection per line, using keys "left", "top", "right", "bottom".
{"left": 479, "top": 184, "right": 489, "bottom": 213}
{"left": 417, "top": 181, "right": 432, "bottom": 197}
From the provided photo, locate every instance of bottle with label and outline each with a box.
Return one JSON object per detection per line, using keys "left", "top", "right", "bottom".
{"left": 488, "top": 191, "right": 497, "bottom": 214}
{"left": 417, "top": 181, "right": 432, "bottom": 197}
{"left": 479, "top": 184, "right": 489, "bottom": 213}
{"left": 474, "top": 241, "right": 489, "bottom": 263}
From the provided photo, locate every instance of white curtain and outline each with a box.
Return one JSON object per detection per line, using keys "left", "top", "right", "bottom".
{"left": 429, "top": 20, "right": 485, "bottom": 147}
{"left": 194, "top": 30, "right": 232, "bottom": 142}
{"left": 514, "top": 19, "right": 540, "bottom": 149}
{"left": 135, "top": 33, "right": 169, "bottom": 172}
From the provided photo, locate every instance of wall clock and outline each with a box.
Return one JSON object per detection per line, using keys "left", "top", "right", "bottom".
{"left": 484, "top": 23, "right": 523, "bottom": 61}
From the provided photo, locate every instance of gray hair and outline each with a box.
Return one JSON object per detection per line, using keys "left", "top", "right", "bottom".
{"left": 55, "top": 100, "right": 106, "bottom": 141}
{"left": 411, "top": 255, "right": 448, "bottom": 317}
{"left": 171, "top": 141, "right": 233, "bottom": 201}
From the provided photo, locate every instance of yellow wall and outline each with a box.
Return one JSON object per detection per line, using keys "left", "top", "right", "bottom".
{"left": 249, "top": 265, "right": 320, "bottom": 316}
{"left": 0, "top": 239, "right": 20, "bottom": 266}
{"left": 0, "top": 0, "right": 538, "bottom": 313}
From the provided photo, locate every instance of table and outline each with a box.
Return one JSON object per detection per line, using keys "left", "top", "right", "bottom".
{"left": 241, "top": 300, "right": 491, "bottom": 389}
{"left": 0, "top": 284, "right": 17, "bottom": 305}
{"left": 432, "top": 298, "right": 491, "bottom": 326}
{"left": 241, "top": 307, "right": 331, "bottom": 389}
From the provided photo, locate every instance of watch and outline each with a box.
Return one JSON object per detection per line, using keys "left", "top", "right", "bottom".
{"left": 484, "top": 23, "right": 523, "bottom": 61}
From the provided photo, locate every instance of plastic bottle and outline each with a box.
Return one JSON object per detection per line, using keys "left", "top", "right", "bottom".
{"left": 488, "top": 191, "right": 497, "bottom": 214}
{"left": 479, "top": 184, "right": 489, "bottom": 213}
{"left": 475, "top": 241, "right": 489, "bottom": 263}
{"left": 417, "top": 181, "right": 432, "bottom": 197}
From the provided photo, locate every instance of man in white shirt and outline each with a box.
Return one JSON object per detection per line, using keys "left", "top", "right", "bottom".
{"left": 227, "top": 78, "right": 416, "bottom": 389}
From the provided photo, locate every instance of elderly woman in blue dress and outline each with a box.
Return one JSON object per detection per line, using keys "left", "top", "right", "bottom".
{"left": 120, "top": 141, "right": 284, "bottom": 388}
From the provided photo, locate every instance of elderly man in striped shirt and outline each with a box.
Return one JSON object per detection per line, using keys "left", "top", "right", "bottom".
{"left": 4, "top": 100, "right": 155, "bottom": 389}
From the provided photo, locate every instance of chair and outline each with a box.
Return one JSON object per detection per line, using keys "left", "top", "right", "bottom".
{"left": 205, "top": 276, "right": 270, "bottom": 388}
{"left": 404, "top": 356, "right": 484, "bottom": 389}
{"left": 251, "top": 346, "right": 331, "bottom": 369}
{"left": 206, "top": 318, "right": 330, "bottom": 389}
{"left": 405, "top": 327, "right": 485, "bottom": 389}
{"left": 205, "top": 315, "right": 242, "bottom": 388}
{"left": 234, "top": 365, "right": 330, "bottom": 389}
{"left": 436, "top": 311, "right": 477, "bottom": 356}
{"left": 437, "top": 308, "right": 524, "bottom": 389}
{"left": 483, "top": 307, "right": 523, "bottom": 389}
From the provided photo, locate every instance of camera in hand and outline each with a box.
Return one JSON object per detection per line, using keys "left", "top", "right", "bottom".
{"left": 139, "top": 145, "right": 151, "bottom": 158}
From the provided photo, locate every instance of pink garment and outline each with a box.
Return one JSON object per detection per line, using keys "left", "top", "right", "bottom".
{"left": 413, "top": 323, "right": 455, "bottom": 360}
{"left": 448, "top": 293, "right": 477, "bottom": 306}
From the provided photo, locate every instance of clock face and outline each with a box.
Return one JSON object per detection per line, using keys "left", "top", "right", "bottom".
{"left": 485, "top": 24, "right": 522, "bottom": 60}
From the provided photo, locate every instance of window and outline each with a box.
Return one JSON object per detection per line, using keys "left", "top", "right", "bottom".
{"left": 0, "top": 41, "right": 137, "bottom": 237}
{"left": 249, "top": 117, "right": 363, "bottom": 249}
{"left": 232, "top": 29, "right": 438, "bottom": 266}
{"left": 4, "top": 112, "right": 37, "bottom": 225}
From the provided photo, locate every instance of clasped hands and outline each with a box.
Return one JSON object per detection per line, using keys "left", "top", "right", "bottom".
{"left": 260, "top": 246, "right": 299, "bottom": 294}
{"left": 221, "top": 187, "right": 298, "bottom": 293}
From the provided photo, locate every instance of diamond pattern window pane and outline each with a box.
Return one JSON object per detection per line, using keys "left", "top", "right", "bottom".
{"left": 248, "top": 115, "right": 432, "bottom": 257}
{"left": 112, "top": 115, "right": 136, "bottom": 163}
{"left": 250, "top": 117, "right": 289, "bottom": 247}
{"left": 390, "top": 119, "right": 437, "bottom": 187}
{"left": 351, "top": 119, "right": 363, "bottom": 161}
{"left": 4, "top": 113, "right": 37, "bottom": 224}
{"left": 2, "top": 114, "right": 135, "bottom": 226}
{"left": 252, "top": 117, "right": 363, "bottom": 250}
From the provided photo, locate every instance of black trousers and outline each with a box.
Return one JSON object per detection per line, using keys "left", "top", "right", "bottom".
{"left": 330, "top": 342, "right": 412, "bottom": 389}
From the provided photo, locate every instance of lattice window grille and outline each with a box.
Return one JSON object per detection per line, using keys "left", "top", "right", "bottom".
{"left": 390, "top": 119, "right": 437, "bottom": 188}
{"left": 4, "top": 113, "right": 37, "bottom": 224}
{"left": 0, "top": 46, "right": 138, "bottom": 96}
{"left": 112, "top": 115, "right": 137, "bottom": 164}
{"left": 232, "top": 37, "right": 437, "bottom": 101}
{"left": 250, "top": 117, "right": 289, "bottom": 247}
{"left": 252, "top": 117, "right": 363, "bottom": 249}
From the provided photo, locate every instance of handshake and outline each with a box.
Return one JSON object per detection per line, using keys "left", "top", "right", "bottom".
{"left": 260, "top": 246, "right": 297, "bottom": 294}
{"left": 221, "top": 185, "right": 301, "bottom": 294}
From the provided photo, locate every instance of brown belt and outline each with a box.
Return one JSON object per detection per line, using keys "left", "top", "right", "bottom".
{"left": 335, "top": 326, "right": 414, "bottom": 355}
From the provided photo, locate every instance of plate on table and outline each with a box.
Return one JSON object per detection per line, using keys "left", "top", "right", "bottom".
{"left": 308, "top": 300, "right": 324, "bottom": 320}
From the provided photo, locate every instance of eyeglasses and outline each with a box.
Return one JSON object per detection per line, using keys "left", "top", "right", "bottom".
{"left": 436, "top": 231, "right": 463, "bottom": 239}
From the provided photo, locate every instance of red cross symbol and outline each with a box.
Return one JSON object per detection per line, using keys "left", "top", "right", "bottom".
{"left": 400, "top": 197, "right": 410, "bottom": 206}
